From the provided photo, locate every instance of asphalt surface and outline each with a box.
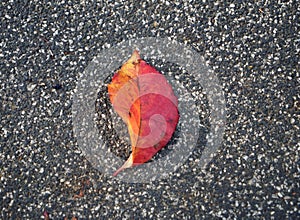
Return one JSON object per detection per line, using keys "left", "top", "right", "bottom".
{"left": 1, "top": 0, "right": 299, "bottom": 219}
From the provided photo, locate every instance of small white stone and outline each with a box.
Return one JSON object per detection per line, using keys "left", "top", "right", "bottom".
{"left": 291, "top": 118, "right": 295, "bottom": 124}
{"left": 27, "top": 83, "right": 37, "bottom": 92}
{"left": 9, "top": 199, "right": 14, "bottom": 207}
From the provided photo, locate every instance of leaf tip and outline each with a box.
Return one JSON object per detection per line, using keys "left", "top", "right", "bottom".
{"left": 113, "top": 154, "right": 134, "bottom": 176}
{"left": 128, "top": 49, "right": 140, "bottom": 63}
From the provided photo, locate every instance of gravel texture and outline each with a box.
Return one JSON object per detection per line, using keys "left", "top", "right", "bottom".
{"left": 1, "top": 0, "right": 299, "bottom": 219}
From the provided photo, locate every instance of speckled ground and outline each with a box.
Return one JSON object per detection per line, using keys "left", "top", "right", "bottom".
{"left": 1, "top": 0, "right": 299, "bottom": 219}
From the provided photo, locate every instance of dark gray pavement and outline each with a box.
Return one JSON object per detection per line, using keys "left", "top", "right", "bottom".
{"left": 0, "top": 0, "right": 299, "bottom": 219}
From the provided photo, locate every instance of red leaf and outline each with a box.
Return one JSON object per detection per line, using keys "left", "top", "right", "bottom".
{"left": 108, "top": 50, "right": 179, "bottom": 176}
{"left": 43, "top": 211, "right": 50, "bottom": 220}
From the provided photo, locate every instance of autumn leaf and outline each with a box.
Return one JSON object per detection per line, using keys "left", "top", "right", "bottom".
{"left": 107, "top": 50, "right": 179, "bottom": 176}
{"left": 43, "top": 211, "right": 50, "bottom": 220}
{"left": 73, "top": 179, "right": 91, "bottom": 199}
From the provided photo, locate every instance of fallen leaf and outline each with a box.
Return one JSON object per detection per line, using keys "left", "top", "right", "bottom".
{"left": 108, "top": 50, "right": 179, "bottom": 176}
{"left": 73, "top": 179, "right": 90, "bottom": 198}
{"left": 43, "top": 210, "right": 50, "bottom": 220}
{"left": 64, "top": 217, "right": 77, "bottom": 220}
